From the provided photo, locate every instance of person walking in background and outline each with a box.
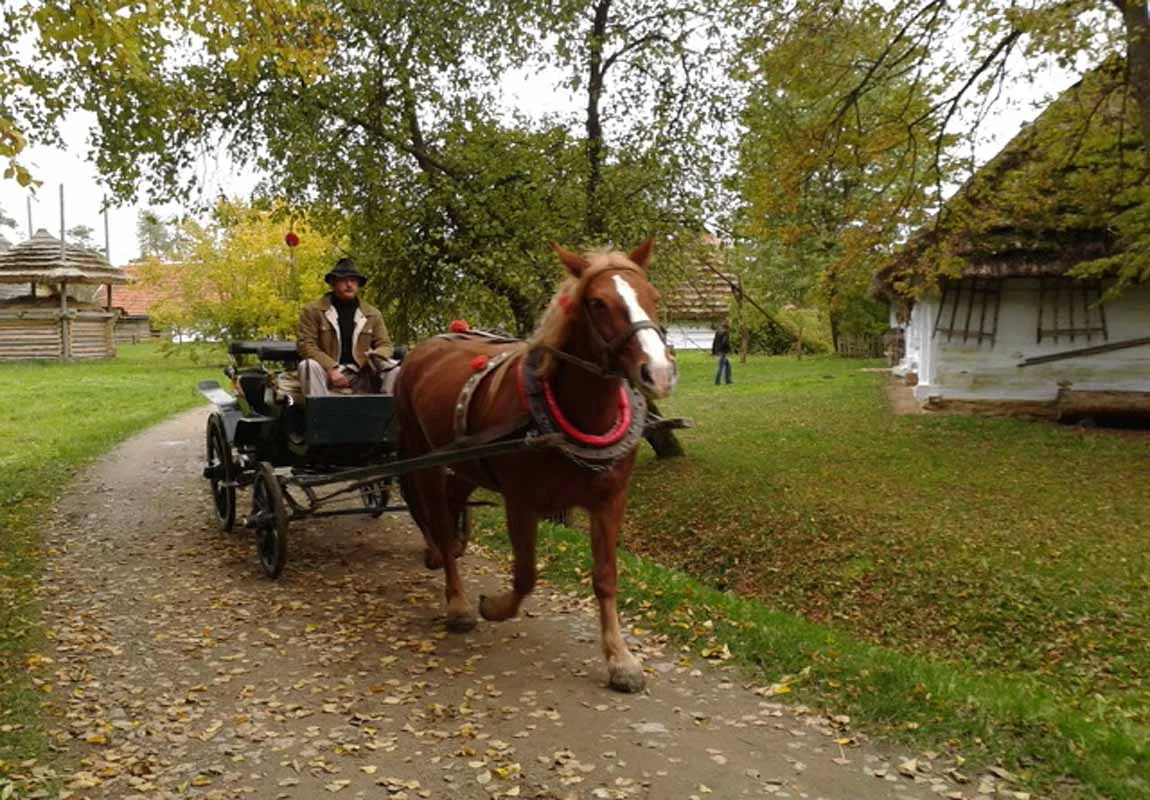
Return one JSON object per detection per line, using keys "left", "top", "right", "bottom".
{"left": 712, "top": 320, "right": 733, "bottom": 385}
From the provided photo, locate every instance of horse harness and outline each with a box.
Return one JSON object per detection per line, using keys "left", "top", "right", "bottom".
{"left": 437, "top": 330, "right": 648, "bottom": 471}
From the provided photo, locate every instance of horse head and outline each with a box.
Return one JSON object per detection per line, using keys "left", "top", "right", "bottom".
{"left": 547, "top": 238, "right": 677, "bottom": 399}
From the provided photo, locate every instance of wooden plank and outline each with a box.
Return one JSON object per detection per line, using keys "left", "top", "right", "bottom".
{"left": 1018, "top": 336, "right": 1150, "bottom": 367}
{"left": 1058, "top": 390, "right": 1150, "bottom": 417}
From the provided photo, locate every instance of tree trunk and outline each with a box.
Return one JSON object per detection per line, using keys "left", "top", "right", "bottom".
{"left": 585, "top": 0, "right": 610, "bottom": 238}
{"left": 1120, "top": 0, "right": 1150, "bottom": 163}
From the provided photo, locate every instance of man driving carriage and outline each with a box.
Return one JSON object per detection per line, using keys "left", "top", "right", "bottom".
{"left": 297, "top": 257, "right": 396, "bottom": 396}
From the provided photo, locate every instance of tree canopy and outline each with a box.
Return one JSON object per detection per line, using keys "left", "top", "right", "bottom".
{"left": 8, "top": 0, "right": 731, "bottom": 338}
{"left": 140, "top": 199, "right": 341, "bottom": 342}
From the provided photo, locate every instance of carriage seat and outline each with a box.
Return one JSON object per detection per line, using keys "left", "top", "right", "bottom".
{"left": 229, "top": 340, "right": 301, "bottom": 366}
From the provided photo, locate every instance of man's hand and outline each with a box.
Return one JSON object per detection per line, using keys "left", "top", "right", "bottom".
{"left": 328, "top": 367, "right": 351, "bottom": 389}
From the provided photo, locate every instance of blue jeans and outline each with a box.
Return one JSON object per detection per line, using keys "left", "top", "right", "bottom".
{"left": 715, "top": 354, "right": 732, "bottom": 384}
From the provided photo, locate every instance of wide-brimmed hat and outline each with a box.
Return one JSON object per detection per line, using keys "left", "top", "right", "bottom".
{"left": 325, "top": 257, "right": 367, "bottom": 287}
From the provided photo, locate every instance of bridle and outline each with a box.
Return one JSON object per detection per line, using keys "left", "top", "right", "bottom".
{"left": 537, "top": 266, "right": 667, "bottom": 380}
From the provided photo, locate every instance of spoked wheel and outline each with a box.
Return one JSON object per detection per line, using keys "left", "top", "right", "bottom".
{"left": 359, "top": 479, "right": 390, "bottom": 519}
{"left": 205, "top": 414, "right": 236, "bottom": 531}
{"left": 251, "top": 462, "right": 289, "bottom": 579}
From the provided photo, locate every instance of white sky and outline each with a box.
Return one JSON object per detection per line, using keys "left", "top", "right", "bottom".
{"left": 0, "top": 53, "right": 1083, "bottom": 265}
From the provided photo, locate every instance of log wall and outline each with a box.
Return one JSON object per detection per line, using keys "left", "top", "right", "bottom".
{"left": 0, "top": 309, "right": 117, "bottom": 360}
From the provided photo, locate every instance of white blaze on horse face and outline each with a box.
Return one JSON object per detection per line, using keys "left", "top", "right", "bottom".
{"left": 611, "top": 274, "right": 675, "bottom": 396}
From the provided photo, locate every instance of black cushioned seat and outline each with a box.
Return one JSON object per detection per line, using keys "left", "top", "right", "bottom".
{"left": 228, "top": 340, "right": 301, "bottom": 364}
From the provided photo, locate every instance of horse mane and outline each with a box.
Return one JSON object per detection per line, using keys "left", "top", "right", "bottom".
{"left": 528, "top": 249, "right": 647, "bottom": 378}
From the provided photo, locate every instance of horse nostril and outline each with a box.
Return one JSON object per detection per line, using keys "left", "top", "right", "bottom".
{"left": 640, "top": 363, "right": 654, "bottom": 386}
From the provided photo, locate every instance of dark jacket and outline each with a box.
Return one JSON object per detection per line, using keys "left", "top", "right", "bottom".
{"left": 298, "top": 294, "right": 392, "bottom": 372}
{"left": 711, "top": 329, "right": 732, "bottom": 356}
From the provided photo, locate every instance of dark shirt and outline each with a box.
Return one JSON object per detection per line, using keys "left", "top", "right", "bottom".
{"left": 712, "top": 329, "right": 731, "bottom": 356}
{"left": 333, "top": 295, "right": 359, "bottom": 365}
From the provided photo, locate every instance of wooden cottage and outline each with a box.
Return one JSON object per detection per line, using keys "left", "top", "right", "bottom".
{"left": 660, "top": 233, "right": 738, "bottom": 350}
{"left": 875, "top": 58, "right": 1150, "bottom": 418}
{"left": 0, "top": 229, "right": 129, "bottom": 360}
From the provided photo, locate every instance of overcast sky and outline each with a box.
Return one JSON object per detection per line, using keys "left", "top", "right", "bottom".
{"left": 0, "top": 51, "right": 1084, "bottom": 265}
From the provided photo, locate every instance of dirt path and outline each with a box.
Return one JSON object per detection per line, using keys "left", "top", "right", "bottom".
{"left": 38, "top": 408, "right": 967, "bottom": 800}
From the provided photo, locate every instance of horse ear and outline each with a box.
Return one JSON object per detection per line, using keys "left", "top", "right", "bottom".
{"left": 628, "top": 237, "right": 655, "bottom": 272}
{"left": 551, "top": 241, "right": 589, "bottom": 277}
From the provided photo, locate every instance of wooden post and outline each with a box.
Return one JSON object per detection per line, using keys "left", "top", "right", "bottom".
{"left": 60, "top": 281, "right": 71, "bottom": 359}
{"left": 30, "top": 282, "right": 36, "bottom": 299}
{"left": 106, "top": 283, "right": 113, "bottom": 311}
{"left": 103, "top": 196, "right": 111, "bottom": 263}
{"left": 26, "top": 195, "right": 32, "bottom": 239}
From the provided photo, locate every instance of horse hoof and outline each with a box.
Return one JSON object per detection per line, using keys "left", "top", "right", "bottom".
{"left": 446, "top": 613, "right": 477, "bottom": 634}
{"left": 424, "top": 546, "right": 443, "bottom": 570}
{"left": 478, "top": 594, "right": 492, "bottom": 621}
{"left": 608, "top": 664, "right": 646, "bottom": 694}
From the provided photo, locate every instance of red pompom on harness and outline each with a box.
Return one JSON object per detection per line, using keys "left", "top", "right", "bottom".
{"left": 470, "top": 355, "right": 489, "bottom": 372}
{"left": 449, "top": 319, "right": 470, "bottom": 333}
{"left": 558, "top": 294, "right": 576, "bottom": 316}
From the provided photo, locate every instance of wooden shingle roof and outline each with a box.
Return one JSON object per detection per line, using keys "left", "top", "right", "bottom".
{"left": 0, "top": 229, "right": 128, "bottom": 286}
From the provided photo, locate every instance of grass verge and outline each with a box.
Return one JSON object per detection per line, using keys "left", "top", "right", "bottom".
{"left": 473, "top": 350, "right": 1150, "bottom": 799}
{"left": 0, "top": 344, "right": 218, "bottom": 776}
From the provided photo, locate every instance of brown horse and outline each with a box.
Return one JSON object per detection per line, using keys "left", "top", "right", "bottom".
{"left": 394, "top": 239, "right": 676, "bottom": 692}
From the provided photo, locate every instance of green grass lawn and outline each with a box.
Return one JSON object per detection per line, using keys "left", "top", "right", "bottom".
{"left": 0, "top": 344, "right": 219, "bottom": 775}
{"left": 475, "top": 351, "right": 1150, "bottom": 798}
{"left": 631, "top": 353, "right": 1150, "bottom": 720}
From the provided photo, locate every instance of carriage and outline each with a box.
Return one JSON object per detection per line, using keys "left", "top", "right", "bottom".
{"left": 200, "top": 240, "right": 687, "bottom": 693}
{"left": 199, "top": 340, "right": 569, "bottom": 579}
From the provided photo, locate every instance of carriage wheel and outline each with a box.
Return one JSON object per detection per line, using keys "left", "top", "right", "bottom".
{"left": 205, "top": 415, "right": 236, "bottom": 532}
{"left": 359, "top": 480, "right": 390, "bottom": 519}
{"left": 251, "top": 462, "right": 289, "bottom": 579}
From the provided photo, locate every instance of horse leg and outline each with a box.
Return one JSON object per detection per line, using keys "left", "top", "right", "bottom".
{"left": 590, "top": 494, "right": 644, "bottom": 693}
{"left": 478, "top": 506, "right": 537, "bottom": 622}
{"left": 412, "top": 466, "right": 477, "bottom": 632}
{"left": 399, "top": 470, "right": 441, "bottom": 569}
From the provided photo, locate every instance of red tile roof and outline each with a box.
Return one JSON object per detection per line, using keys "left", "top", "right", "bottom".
{"left": 110, "top": 264, "right": 177, "bottom": 316}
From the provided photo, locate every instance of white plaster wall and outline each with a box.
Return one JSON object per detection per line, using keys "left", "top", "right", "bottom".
{"left": 912, "top": 280, "right": 1150, "bottom": 402}
{"left": 665, "top": 324, "right": 716, "bottom": 351}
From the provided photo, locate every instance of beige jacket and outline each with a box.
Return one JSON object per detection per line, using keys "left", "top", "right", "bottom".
{"left": 297, "top": 294, "right": 392, "bottom": 372}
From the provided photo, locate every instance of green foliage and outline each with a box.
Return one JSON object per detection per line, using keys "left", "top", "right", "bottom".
{"left": 733, "top": 1, "right": 939, "bottom": 345}
{"left": 140, "top": 199, "right": 341, "bottom": 341}
{"left": 0, "top": 206, "right": 16, "bottom": 231}
{"left": 135, "top": 210, "right": 180, "bottom": 260}
{"left": 65, "top": 224, "right": 95, "bottom": 249}
{"left": 0, "top": 344, "right": 217, "bottom": 775}
{"left": 10, "top": 0, "right": 730, "bottom": 338}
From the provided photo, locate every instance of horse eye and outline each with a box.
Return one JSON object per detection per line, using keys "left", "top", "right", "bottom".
{"left": 588, "top": 298, "right": 608, "bottom": 313}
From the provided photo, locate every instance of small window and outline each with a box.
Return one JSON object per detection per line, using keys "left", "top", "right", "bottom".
{"left": 1037, "top": 278, "right": 1108, "bottom": 344}
{"left": 933, "top": 278, "right": 1002, "bottom": 347}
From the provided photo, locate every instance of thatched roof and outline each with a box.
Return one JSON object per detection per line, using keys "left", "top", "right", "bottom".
{"left": 662, "top": 269, "right": 737, "bottom": 321}
{"left": 660, "top": 232, "right": 738, "bottom": 321}
{"left": 876, "top": 57, "right": 1138, "bottom": 298}
{"left": 0, "top": 229, "right": 128, "bottom": 286}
